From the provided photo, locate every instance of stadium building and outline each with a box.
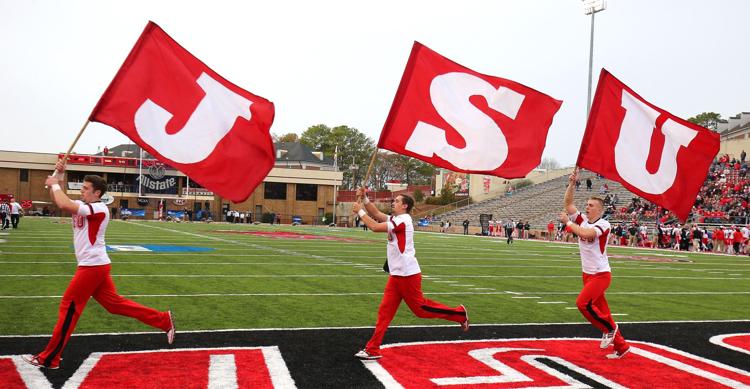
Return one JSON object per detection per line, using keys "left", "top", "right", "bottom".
{"left": 0, "top": 142, "right": 343, "bottom": 224}
{"left": 717, "top": 111, "right": 750, "bottom": 157}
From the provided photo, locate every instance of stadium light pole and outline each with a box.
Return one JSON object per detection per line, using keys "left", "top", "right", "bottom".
{"left": 332, "top": 145, "right": 338, "bottom": 226}
{"left": 583, "top": 0, "right": 606, "bottom": 118}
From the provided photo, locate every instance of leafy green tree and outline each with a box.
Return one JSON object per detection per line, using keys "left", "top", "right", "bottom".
{"left": 413, "top": 188, "right": 424, "bottom": 203}
{"left": 687, "top": 112, "right": 722, "bottom": 131}
{"left": 370, "top": 151, "right": 398, "bottom": 190}
{"left": 438, "top": 182, "right": 457, "bottom": 204}
{"left": 299, "top": 124, "right": 375, "bottom": 189}
{"left": 277, "top": 132, "right": 299, "bottom": 142}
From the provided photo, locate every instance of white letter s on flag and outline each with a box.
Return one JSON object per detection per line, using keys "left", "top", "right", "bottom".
{"left": 405, "top": 72, "right": 524, "bottom": 171}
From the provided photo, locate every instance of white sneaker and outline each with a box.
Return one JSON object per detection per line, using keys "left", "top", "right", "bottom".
{"left": 166, "top": 310, "right": 175, "bottom": 344}
{"left": 22, "top": 354, "right": 59, "bottom": 369}
{"left": 354, "top": 349, "right": 382, "bottom": 360}
{"left": 606, "top": 347, "right": 630, "bottom": 359}
{"left": 600, "top": 323, "right": 618, "bottom": 349}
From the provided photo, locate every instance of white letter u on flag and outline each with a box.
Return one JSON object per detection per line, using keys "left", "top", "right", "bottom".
{"left": 614, "top": 90, "right": 698, "bottom": 195}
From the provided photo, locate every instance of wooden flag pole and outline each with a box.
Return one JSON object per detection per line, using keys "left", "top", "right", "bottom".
{"left": 52, "top": 120, "right": 91, "bottom": 179}
{"left": 357, "top": 148, "right": 379, "bottom": 203}
{"left": 363, "top": 148, "right": 379, "bottom": 188}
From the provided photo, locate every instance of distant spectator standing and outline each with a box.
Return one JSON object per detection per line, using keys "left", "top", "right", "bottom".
{"left": 713, "top": 227, "right": 725, "bottom": 253}
{"left": 586, "top": 178, "right": 593, "bottom": 191}
{"left": 742, "top": 150, "right": 747, "bottom": 164}
{"left": 692, "top": 225, "right": 703, "bottom": 252}
{"left": 516, "top": 220, "right": 524, "bottom": 240}
{"left": 463, "top": 219, "right": 470, "bottom": 235}
{"left": 524, "top": 221, "right": 531, "bottom": 239}
{"left": 733, "top": 227, "right": 744, "bottom": 255}
{"left": 505, "top": 219, "right": 515, "bottom": 244}
{"left": 9, "top": 198, "right": 23, "bottom": 229}
{"left": 628, "top": 224, "right": 638, "bottom": 247}
{"left": 547, "top": 220, "right": 555, "bottom": 241}
{"left": 0, "top": 201, "right": 9, "bottom": 230}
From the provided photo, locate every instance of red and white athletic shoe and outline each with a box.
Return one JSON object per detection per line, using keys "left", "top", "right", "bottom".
{"left": 600, "top": 323, "right": 618, "bottom": 348}
{"left": 459, "top": 305, "right": 470, "bottom": 332}
{"left": 22, "top": 354, "right": 59, "bottom": 370}
{"left": 166, "top": 310, "right": 175, "bottom": 344}
{"left": 606, "top": 346, "right": 631, "bottom": 359}
{"left": 355, "top": 349, "right": 382, "bottom": 360}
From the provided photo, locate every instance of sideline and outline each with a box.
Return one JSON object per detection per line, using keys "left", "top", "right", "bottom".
{"left": 1, "top": 319, "right": 748, "bottom": 338}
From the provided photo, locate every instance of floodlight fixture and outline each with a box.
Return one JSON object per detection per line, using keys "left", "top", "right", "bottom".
{"left": 582, "top": 0, "right": 606, "bottom": 15}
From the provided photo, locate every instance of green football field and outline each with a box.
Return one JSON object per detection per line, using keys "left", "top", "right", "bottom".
{"left": 1, "top": 217, "right": 747, "bottom": 336}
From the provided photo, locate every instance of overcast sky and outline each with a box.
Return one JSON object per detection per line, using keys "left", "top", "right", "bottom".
{"left": 2, "top": 0, "right": 748, "bottom": 167}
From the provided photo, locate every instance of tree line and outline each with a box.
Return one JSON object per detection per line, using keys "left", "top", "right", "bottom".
{"left": 275, "top": 110, "right": 727, "bottom": 191}
{"left": 274, "top": 125, "right": 436, "bottom": 190}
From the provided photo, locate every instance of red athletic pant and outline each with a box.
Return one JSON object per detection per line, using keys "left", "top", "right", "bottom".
{"left": 365, "top": 273, "right": 466, "bottom": 352}
{"left": 576, "top": 271, "right": 628, "bottom": 352}
{"left": 36, "top": 264, "right": 171, "bottom": 368}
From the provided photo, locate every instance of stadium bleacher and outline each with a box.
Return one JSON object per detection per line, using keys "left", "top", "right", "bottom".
{"left": 436, "top": 156, "right": 750, "bottom": 230}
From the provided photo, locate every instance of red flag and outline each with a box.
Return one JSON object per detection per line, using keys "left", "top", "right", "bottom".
{"left": 89, "top": 22, "right": 275, "bottom": 203}
{"left": 378, "top": 42, "right": 562, "bottom": 178}
{"left": 577, "top": 69, "right": 719, "bottom": 220}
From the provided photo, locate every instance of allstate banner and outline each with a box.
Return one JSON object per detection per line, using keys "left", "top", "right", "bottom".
{"left": 137, "top": 163, "right": 179, "bottom": 195}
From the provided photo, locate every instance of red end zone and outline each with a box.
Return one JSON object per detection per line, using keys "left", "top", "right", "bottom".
{"left": 215, "top": 230, "right": 369, "bottom": 243}
{"left": 363, "top": 338, "right": 750, "bottom": 388}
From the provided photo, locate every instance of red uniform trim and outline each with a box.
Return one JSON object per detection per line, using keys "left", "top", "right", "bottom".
{"left": 598, "top": 228, "right": 610, "bottom": 253}
{"left": 85, "top": 204, "right": 106, "bottom": 245}
{"left": 391, "top": 218, "right": 406, "bottom": 253}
